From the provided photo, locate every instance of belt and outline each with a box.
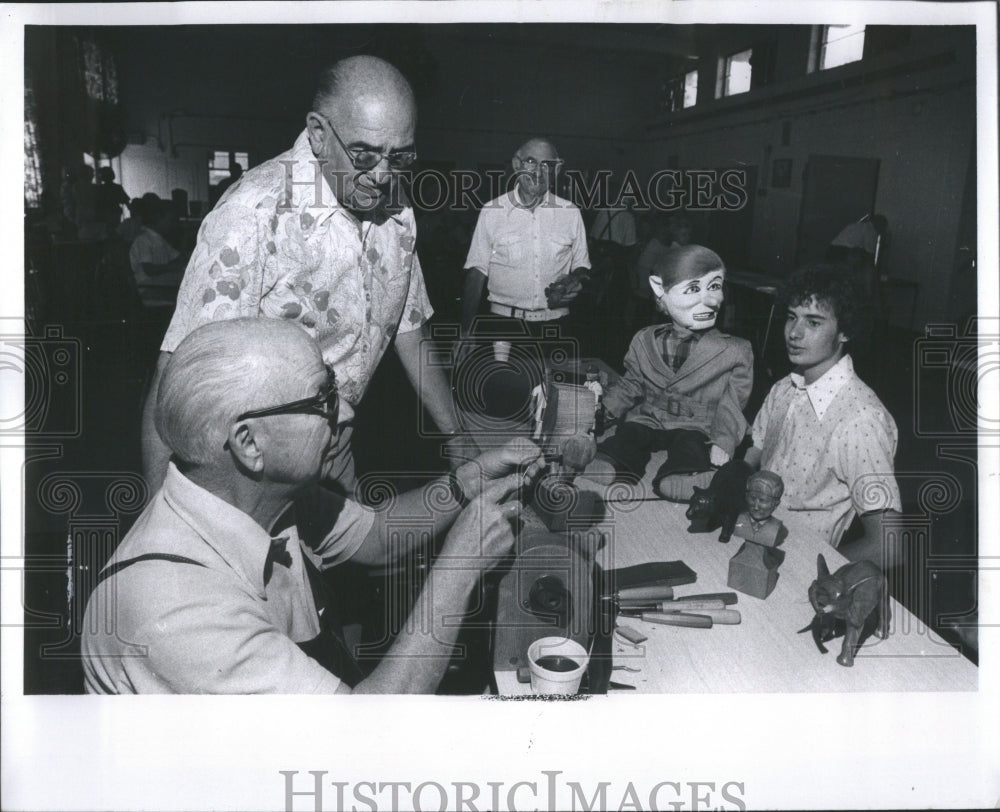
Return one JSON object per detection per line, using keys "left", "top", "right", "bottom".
{"left": 490, "top": 303, "right": 569, "bottom": 322}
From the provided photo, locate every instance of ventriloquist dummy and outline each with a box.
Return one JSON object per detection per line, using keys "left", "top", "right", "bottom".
{"left": 591, "top": 244, "right": 753, "bottom": 501}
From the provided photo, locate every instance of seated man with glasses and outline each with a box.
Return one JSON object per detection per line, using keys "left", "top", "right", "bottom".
{"left": 143, "top": 55, "right": 462, "bottom": 498}
{"left": 459, "top": 138, "right": 591, "bottom": 354}
{"left": 83, "top": 318, "right": 544, "bottom": 694}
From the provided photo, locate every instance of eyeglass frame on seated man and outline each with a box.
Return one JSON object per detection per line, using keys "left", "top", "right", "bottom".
{"left": 314, "top": 112, "right": 418, "bottom": 171}
{"left": 236, "top": 364, "right": 340, "bottom": 426}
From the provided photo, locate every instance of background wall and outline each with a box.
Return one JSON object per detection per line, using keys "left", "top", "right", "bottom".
{"left": 646, "top": 25, "right": 976, "bottom": 329}
{"left": 32, "top": 22, "right": 978, "bottom": 329}
{"left": 107, "top": 25, "right": 665, "bottom": 205}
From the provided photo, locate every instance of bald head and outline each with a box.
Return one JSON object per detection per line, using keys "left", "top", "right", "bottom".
{"left": 313, "top": 55, "right": 416, "bottom": 123}
{"left": 156, "top": 319, "right": 323, "bottom": 467}
{"left": 515, "top": 138, "right": 559, "bottom": 162}
{"left": 307, "top": 56, "right": 417, "bottom": 213}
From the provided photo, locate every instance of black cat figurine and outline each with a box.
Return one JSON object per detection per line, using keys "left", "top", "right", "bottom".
{"left": 684, "top": 459, "right": 752, "bottom": 543}
{"left": 800, "top": 554, "right": 891, "bottom": 667}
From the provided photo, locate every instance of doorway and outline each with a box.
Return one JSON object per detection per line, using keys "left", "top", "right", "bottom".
{"left": 796, "top": 154, "right": 880, "bottom": 264}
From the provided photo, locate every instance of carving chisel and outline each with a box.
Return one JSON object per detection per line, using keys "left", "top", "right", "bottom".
{"left": 644, "top": 608, "right": 742, "bottom": 625}
{"left": 620, "top": 598, "right": 727, "bottom": 613}
{"left": 640, "top": 612, "right": 713, "bottom": 629}
{"left": 603, "top": 585, "right": 676, "bottom": 602}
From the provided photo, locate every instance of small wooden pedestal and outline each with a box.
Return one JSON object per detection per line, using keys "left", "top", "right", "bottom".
{"left": 728, "top": 541, "right": 786, "bottom": 599}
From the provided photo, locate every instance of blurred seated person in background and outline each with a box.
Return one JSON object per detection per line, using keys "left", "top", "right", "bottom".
{"left": 117, "top": 191, "right": 161, "bottom": 243}
{"left": 129, "top": 196, "right": 188, "bottom": 307}
{"left": 60, "top": 163, "right": 104, "bottom": 240}
{"left": 116, "top": 196, "right": 146, "bottom": 243}
{"left": 82, "top": 318, "right": 543, "bottom": 694}
{"left": 590, "top": 244, "right": 753, "bottom": 500}
{"left": 95, "top": 167, "right": 131, "bottom": 230}
{"left": 209, "top": 162, "right": 244, "bottom": 208}
{"left": 745, "top": 264, "right": 902, "bottom": 567}
{"left": 459, "top": 137, "right": 590, "bottom": 359}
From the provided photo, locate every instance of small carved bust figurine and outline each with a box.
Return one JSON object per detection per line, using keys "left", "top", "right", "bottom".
{"left": 727, "top": 471, "right": 788, "bottom": 599}
{"left": 732, "top": 471, "right": 788, "bottom": 548}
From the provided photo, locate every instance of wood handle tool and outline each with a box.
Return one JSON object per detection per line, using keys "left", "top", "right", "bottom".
{"left": 644, "top": 608, "right": 742, "bottom": 625}
{"left": 640, "top": 612, "right": 713, "bottom": 629}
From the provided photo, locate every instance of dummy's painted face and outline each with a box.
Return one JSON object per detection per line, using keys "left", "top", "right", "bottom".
{"left": 649, "top": 269, "right": 725, "bottom": 330}
{"left": 746, "top": 484, "right": 781, "bottom": 521}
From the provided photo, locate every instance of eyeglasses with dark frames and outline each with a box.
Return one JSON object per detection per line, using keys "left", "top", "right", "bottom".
{"left": 237, "top": 365, "right": 340, "bottom": 425}
{"left": 316, "top": 113, "right": 417, "bottom": 171}
{"left": 516, "top": 155, "right": 563, "bottom": 172}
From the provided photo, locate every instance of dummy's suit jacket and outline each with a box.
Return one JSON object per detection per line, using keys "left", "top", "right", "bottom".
{"left": 602, "top": 326, "right": 754, "bottom": 456}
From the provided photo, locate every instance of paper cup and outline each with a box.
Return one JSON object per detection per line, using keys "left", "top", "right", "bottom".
{"left": 493, "top": 340, "right": 512, "bottom": 362}
{"left": 527, "top": 636, "right": 588, "bottom": 695}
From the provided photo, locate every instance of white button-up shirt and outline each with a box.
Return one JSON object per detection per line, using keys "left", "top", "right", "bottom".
{"left": 751, "top": 355, "right": 902, "bottom": 547}
{"left": 464, "top": 190, "right": 590, "bottom": 312}
{"left": 82, "top": 463, "right": 375, "bottom": 694}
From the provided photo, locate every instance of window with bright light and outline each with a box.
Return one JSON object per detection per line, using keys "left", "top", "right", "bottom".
{"left": 683, "top": 70, "right": 698, "bottom": 108}
{"left": 720, "top": 49, "right": 753, "bottom": 97}
{"left": 664, "top": 69, "right": 699, "bottom": 112}
{"left": 819, "top": 24, "right": 866, "bottom": 70}
{"left": 24, "top": 83, "right": 43, "bottom": 208}
{"left": 209, "top": 150, "right": 249, "bottom": 186}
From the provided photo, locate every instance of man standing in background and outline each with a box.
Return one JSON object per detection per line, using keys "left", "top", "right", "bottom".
{"left": 459, "top": 137, "right": 590, "bottom": 348}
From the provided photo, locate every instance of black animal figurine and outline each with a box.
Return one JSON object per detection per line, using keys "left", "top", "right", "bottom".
{"left": 683, "top": 459, "right": 752, "bottom": 542}
{"left": 800, "top": 554, "right": 891, "bottom": 667}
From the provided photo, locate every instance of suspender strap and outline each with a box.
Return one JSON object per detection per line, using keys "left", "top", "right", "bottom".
{"left": 298, "top": 554, "right": 365, "bottom": 688}
{"left": 95, "top": 549, "right": 364, "bottom": 688}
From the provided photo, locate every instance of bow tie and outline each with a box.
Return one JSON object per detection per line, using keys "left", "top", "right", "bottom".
{"left": 264, "top": 535, "right": 293, "bottom": 584}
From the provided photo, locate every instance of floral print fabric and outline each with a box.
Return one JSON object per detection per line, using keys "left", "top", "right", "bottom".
{"left": 162, "top": 130, "right": 432, "bottom": 406}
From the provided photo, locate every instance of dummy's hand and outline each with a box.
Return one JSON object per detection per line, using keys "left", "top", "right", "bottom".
{"left": 443, "top": 476, "right": 521, "bottom": 568}
{"left": 709, "top": 445, "right": 731, "bottom": 467}
{"left": 458, "top": 438, "right": 545, "bottom": 500}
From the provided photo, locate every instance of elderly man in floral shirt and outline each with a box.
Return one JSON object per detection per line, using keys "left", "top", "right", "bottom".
{"left": 142, "top": 56, "right": 460, "bottom": 494}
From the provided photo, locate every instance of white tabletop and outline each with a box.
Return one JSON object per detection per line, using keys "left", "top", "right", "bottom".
{"left": 495, "top": 476, "right": 978, "bottom": 694}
